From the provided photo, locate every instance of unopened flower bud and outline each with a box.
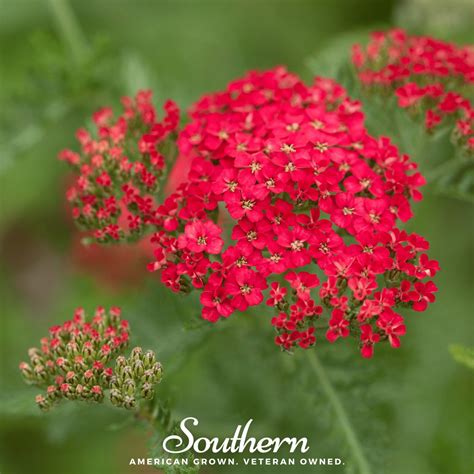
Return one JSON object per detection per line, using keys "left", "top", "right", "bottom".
{"left": 66, "top": 341, "right": 79, "bottom": 356}
{"left": 82, "top": 341, "right": 95, "bottom": 358}
{"left": 60, "top": 383, "right": 75, "bottom": 400}
{"left": 74, "top": 355, "right": 85, "bottom": 369}
{"left": 30, "top": 354, "right": 44, "bottom": 367}
{"left": 109, "top": 389, "right": 123, "bottom": 407}
{"left": 142, "top": 368, "right": 155, "bottom": 384}
{"left": 123, "top": 395, "right": 136, "bottom": 409}
{"left": 66, "top": 371, "right": 76, "bottom": 383}
{"left": 35, "top": 394, "right": 50, "bottom": 411}
{"left": 19, "top": 362, "right": 34, "bottom": 382}
{"left": 75, "top": 384, "right": 87, "bottom": 399}
{"left": 99, "top": 344, "right": 112, "bottom": 364}
{"left": 153, "top": 362, "right": 163, "bottom": 381}
{"left": 140, "top": 382, "right": 154, "bottom": 400}
{"left": 109, "top": 375, "right": 120, "bottom": 390}
{"left": 34, "top": 365, "right": 48, "bottom": 382}
{"left": 143, "top": 350, "right": 155, "bottom": 368}
{"left": 122, "top": 365, "right": 133, "bottom": 380}
{"left": 132, "top": 360, "right": 144, "bottom": 377}
{"left": 55, "top": 357, "right": 69, "bottom": 371}
{"left": 131, "top": 347, "right": 143, "bottom": 361}
{"left": 74, "top": 330, "right": 86, "bottom": 345}
{"left": 83, "top": 369, "right": 95, "bottom": 384}
{"left": 101, "top": 367, "right": 113, "bottom": 384}
{"left": 91, "top": 385, "right": 103, "bottom": 402}
{"left": 110, "top": 307, "right": 121, "bottom": 320}
{"left": 123, "top": 379, "right": 136, "bottom": 396}
{"left": 46, "top": 385, "right": 58, "bottom": 400}
{"left": 28, "top": 348, "right": 43, "bottom": 362}
{"left": 115, "top": 355, "right": 126, "bottom": 367}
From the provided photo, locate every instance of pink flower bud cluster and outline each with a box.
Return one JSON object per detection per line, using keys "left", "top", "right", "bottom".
{"left": 147, "top": 67, "right": 440, "bottom": 357}
{"left": 19, "top": 307, "right": 130, "bottom": 411}
{"left": 59, "top": 91, "right": 180, "bottom": 243}
{"left": 352, "top": 28, "right": 474, "bottom": 153}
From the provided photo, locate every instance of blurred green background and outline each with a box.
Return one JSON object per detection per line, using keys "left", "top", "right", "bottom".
{"left": 1, "top": 1, "right": 473, "bottom": 473}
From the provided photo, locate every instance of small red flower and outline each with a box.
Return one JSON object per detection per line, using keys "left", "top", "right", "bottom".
{"left": 360, "top": 325, "right": 380, "bottom": 358}
{"left": 285, "top": 272, "right": 319, "bottom": 300}
{"left": 326, "top": 309, "right": 350, "bottom": 343}
{"left": 376, "top": 310, "right": 406, "bottom": 348}
{"left": 179, "top": 220, "right": 224, "bottom": 254}
{"left": 200, "top": 282, "right": 233, "bottom": 322}
{"left": 266, "top": 282, "right": 287, "bottom": 306}
{"left": 225, "top": 268, "right": 268, "bottom": 311}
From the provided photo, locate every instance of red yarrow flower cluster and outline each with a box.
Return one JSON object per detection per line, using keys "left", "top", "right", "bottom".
{"left": 59, "top": 91, "right": 180, "bottom": 243}
{"left": 148, "top": 67, "right": 439, "bottom": 358}
{"left": 352, "top": 28, "right": 474, "bottom": 153}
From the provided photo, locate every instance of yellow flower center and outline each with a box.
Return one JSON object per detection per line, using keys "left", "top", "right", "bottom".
{"left": 342, "top": 207, "right": 354, "bottom": 216}
{"left": 246, "top": 231, "right": 257, "bottom": 241}
{"left": 286, "top": 122, "right": 300, "bottom": 132}
{"left": 250, "top": 161, "right": 262, "bottom": 173}
{"left": 280, "top": 143, "right": 296, "bottom": 154}
{"left": 369, "top": 212, "right": 380, "bottom": 224}
{"left": 314, "top": 142, "right": 329, "bottom": 153}
{"left": 290, "top": 240, "right": 304, "bottom": 251}
{"left": 227, "top": 181, "right": 238, "bottom": 192}
{"left": 241, "top": 199, "right": 255, "bottom": 210}
{"left": 311, "top": 120, "right": 324, "bottom": 129}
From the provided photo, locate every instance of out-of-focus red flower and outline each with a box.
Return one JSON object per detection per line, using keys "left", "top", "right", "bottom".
{"left": 352, "top": 28, "right": 473, "bottom": 153}
{"left": 59, "top": 92, "right": 180, "bottom": 243}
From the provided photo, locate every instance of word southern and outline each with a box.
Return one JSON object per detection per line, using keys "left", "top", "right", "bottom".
{"left": 163, "top": 417, "right": 310, "bottom": 454}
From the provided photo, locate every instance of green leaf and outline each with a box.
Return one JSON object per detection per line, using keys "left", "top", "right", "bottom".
{"left": 146, "top": 398, "right": 200, "bottom": 473}
{"left": 305, "top": 350, "right": 372, "bottom": 474}
{"left": 449, "top": 344, "right": 474, "bottom": 370}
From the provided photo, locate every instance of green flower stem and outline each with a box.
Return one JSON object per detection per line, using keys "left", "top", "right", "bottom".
{"left": 306, "top": 349, "right": 372, "bottom": 474}
{"left": 48, "top": 0, "right": 88, "bottom": 63}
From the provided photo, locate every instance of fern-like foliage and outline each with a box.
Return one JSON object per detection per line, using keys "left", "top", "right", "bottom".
{"left": 449, "top": 344, "right": 474, "bottom": 369}
{"left": 144, "top": 398, "right": 200, "bottom": 474}
{"left": 297, "top": 341, "right": 400, "bottom": 474}
{"left": 0, "top": 26, "right": 154, "bottom": 180}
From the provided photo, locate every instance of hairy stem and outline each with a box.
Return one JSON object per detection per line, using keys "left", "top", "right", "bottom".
{"left": 48, "top": 0, "right": 88, "bottom": 63}
{"left": 306, "top": 349, "right": 372, "bottom": 474}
